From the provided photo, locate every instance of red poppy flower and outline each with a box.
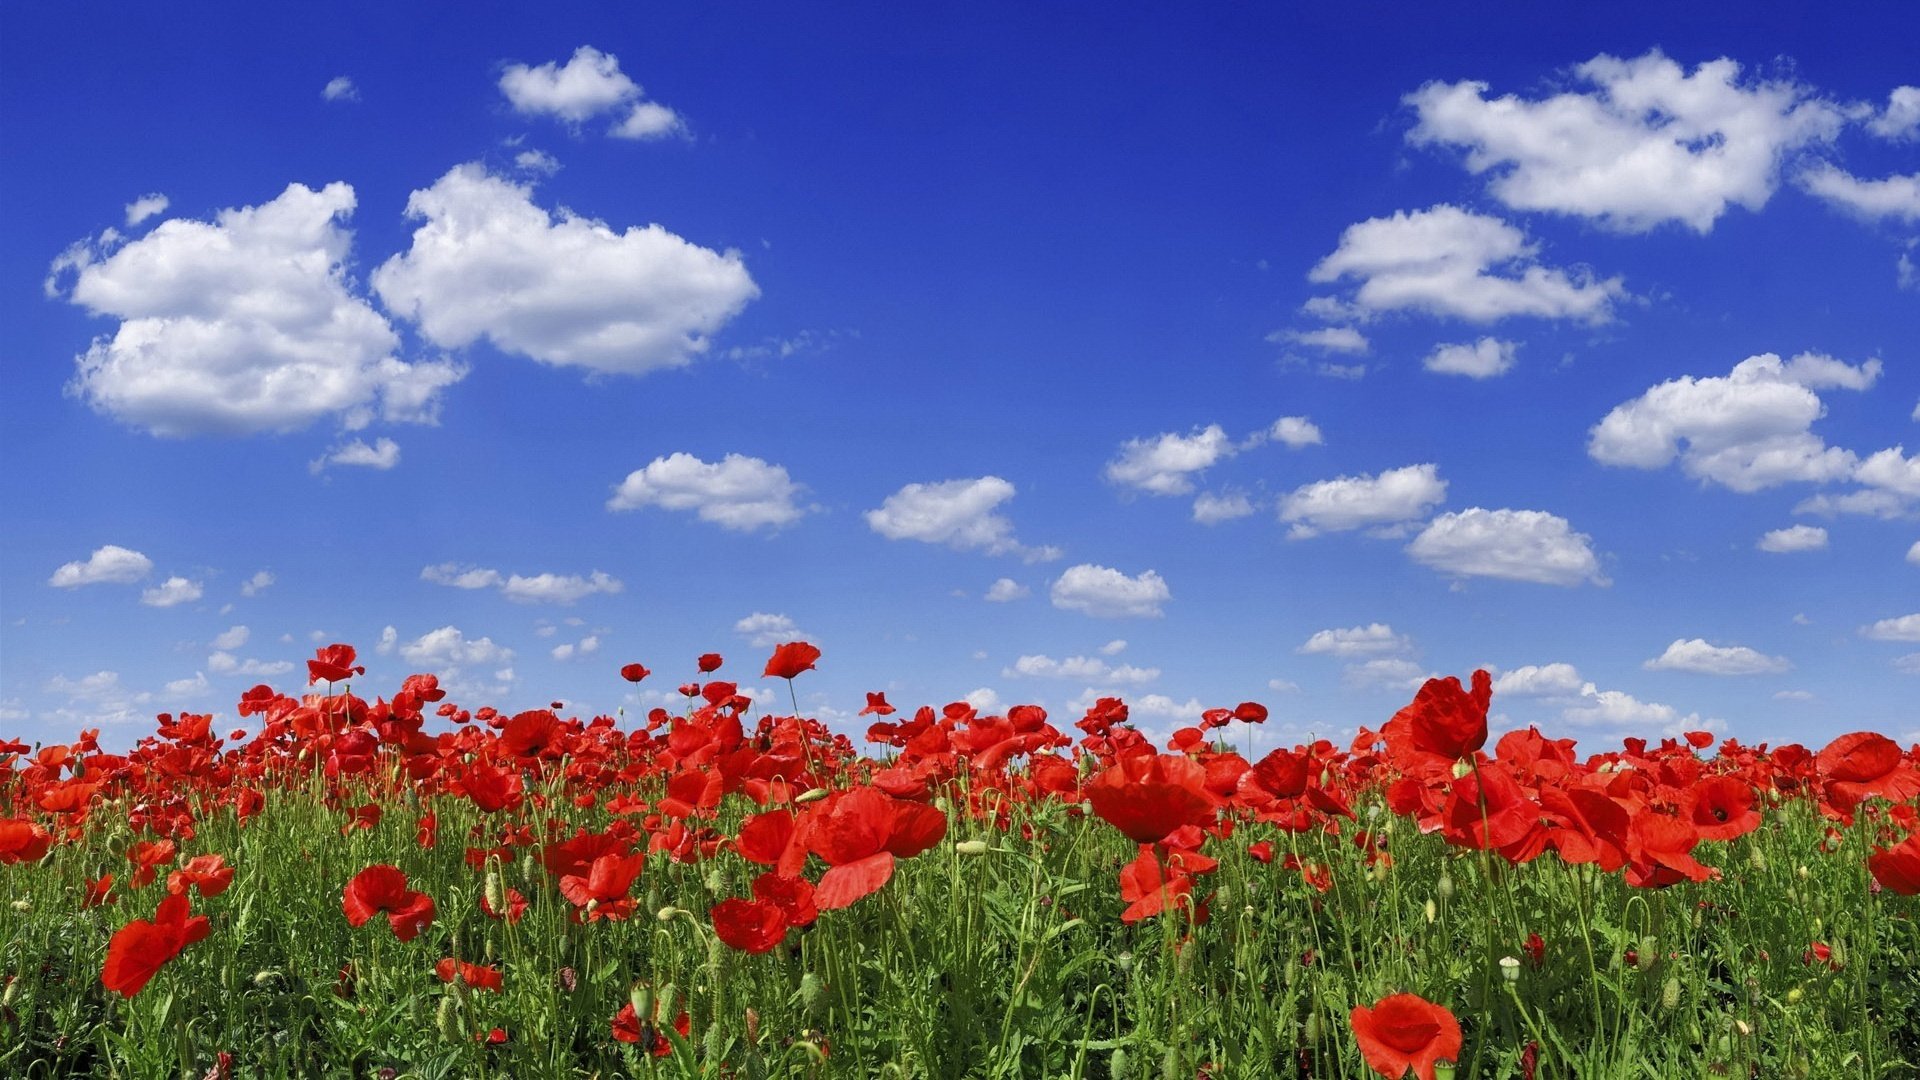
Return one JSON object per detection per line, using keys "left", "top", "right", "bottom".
{"left": 697, "top": 653, "right": 724, "bottom": 673}
{"left": 859, "top": 692, "right": 896, "bottom": 716}
{"left": 435, "top": 957, "right": 503, "bottom": 992}
{"left": 84, "top": 873, "right": 116, "bottom": 908}
{"left": 342, "top": 865, "right": 437, "bottom": 941}
{"left": 1685, "top": 776, "right": 1761, "bottom": 842}
{"left": 0, "top": 818, "right": 53, "bottom": 864}
{"left": 1349, "top": 993, "right": 1463, "bottom": 1080}
{"left": 1624, "top": 814, "right": 1715, "bottom": 889}
{"left": 711, "top": 897, "right": 791, "bottom": 954}
{"left": 752, "top": 871, "right": 818, "bottom": 927}
{"left": 764, "top": 641, "right": 822, "bottom": 681}
{"left": 1085, "top": 753, "right": 1217, "bottom": 844}
{"left": 499, "top": 710, "right": 563, "bottom": 758}
{"left": 558, "top": 853, "right": 645, "bottom": 920}
{"left": 481, "top": 887, "right": 529, "bottom": 924}
{"left": 462, "top": 759, "right": 524, "bottom": 813}
{"left": 1393, "top": 671, "right": 1492, "bottom": 761}
{"left": 166, "top": 854, "right": 233, "bottom": 899}
{"left": 307, "top": 643, "right": 365, "bottom": 685}
{"left": 808, "top": 787, "right": 947, "bottom": 909}
{"left": 620, "top": 663, "right": 651, "bottom": 682}
{"left": 101, "top": 894, "right": 211, "bottom": 997}
{"left": 1232, "top": 701, "right": 1268, "bottom": 724}
{"left": 1869, "top": 833, "right": 1920, "bottom": 895}
{"left": 612, "top": 1004, "right": 691, "bottom": 1055}
{"left": 1819, "top": 731, "right": 1920, "bottom": 815}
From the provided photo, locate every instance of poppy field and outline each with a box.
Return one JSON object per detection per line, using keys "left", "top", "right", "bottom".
{"left": 5, "top": 643, "right": 1920, "bottom": 1079}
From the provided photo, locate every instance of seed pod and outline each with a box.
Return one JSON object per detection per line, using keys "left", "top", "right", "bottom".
{"left": 1303, "top": 1010, "right": 1322, "bottom": 1043}
{"left": 629, "top": 983, "right": 653, "bottom": 1021}
{"left": 1748, "top": 848, "right": 1767, "bottom": 872}
{"left": 795, "top": 787, "right": 830, "bottom": 804}
{"left": 704, "top": 867, "right": 726, "bottom": 894}
{"left": 1661, "top": 977, "right": 1681, "bottom": 1010}
{"left": 798, "top": 972, "right": 824, "bottom": 1015}
{"left": 1499, "top": 957, "right": 1521, "bottom": 984}
{"left": 521, "top": 851, "right": 539, "bottom": 885}
{"left": 703, "top": 1020, "right": 727, "bottom": 1059}
{"left": 1160, "top": 1046, "right": 1179, "bottom": 1080}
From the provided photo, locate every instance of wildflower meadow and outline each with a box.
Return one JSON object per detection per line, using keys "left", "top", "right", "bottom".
{"left": 5, "top": 642, "right": 1920, "bottom": 1078}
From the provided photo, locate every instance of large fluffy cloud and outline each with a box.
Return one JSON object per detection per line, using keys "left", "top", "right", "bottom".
{"left": 1297, "top": 623, "right": 1411, "bottom": 658}
{"left": 1049, "top": 565, "right": 1170, "bottom": 618}
{"left": 49, "top": 544, "right": 152, "bottom": 587}
{"left": 1643, "top": 638, "right": 1791, "bottom": 675}
{"left": 52, "top": 182, "right": 464, "bottom": 436}
{"left": 372, "top": 164, "right": 757, "bottom": 375}
{"left": 1278, "top": 464, "right": 1446, "bottom": 538}
{"left": 1307, "top": 205, "right": 1623, "bottom": 323}
{"left": 1799, "top": 164, "right": 1920, "bottom": 224}
{"left": 498, "top": 45, "right": 684, "bottom": 139}
{"left": 1406, "top": 50, "right": 1843, "bottom": 232}
{"left": 607, "top": 452, "right": 807, "bottom": 531}
{"left": 1588, "top": 352, "right": 1879, "bottom": 492}
{"left": 866, "top": 477, "right": 1059, "bottom": 561}
{"left": 1104, "top": 424, "right": 1235, "bottom": 496}
{"left": 1407, "top": 508, "right": 1607, "bottom": 586}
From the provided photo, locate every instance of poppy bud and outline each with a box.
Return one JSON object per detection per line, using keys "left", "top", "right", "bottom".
{"left": 1661, "top": 977, "right": 1681, "bottom": 1010}
{"left": 1109, "top": 1048, "right": 1130, "bottom": 1080}
{"left": 1, "top": 978, "right": 16, "bottom": 1008}
{"left": 1302, "top": 1011, "right": 1322, "bottom": 1043}
{"left": 1435, "top": 1062, "right": 1457, "bottom": 1080}
{"left": 954, "top": 840, "right": 989, "bottom": 856}
{"left": 1636, "top": 937, "right": 1658, "bottom": 971}
{"left": 1748, "top": 849, "right": 1767, "bottom": 871}
{"left": 703, "top": 1021, "right": 727, "bottom": 1059}
{"left": 483, "top": 871, "right": 504, "bottom": 914}
{"left": 10, "top": 900, "right": 29, "bottom": 914}
{"left": 1424, "top": 899, "right": 1437, "bottom": 924}
{"left": 521, "top": 852, "right": 538, "bottom": 884}
{"left": 795, "top": 787, "right": 830, "bottom": 804}
{"left": 1797, "top": 865, "right": 1810, "bottom": 880}
{"left": 745, "top": 1007, "right": 760, "bottom": 1044}
{"left": 435, "top": 996, "right": 459, "bottom": 1041}
{"left": 1829, "top": 942, "right": 1847, "bottom": 968}
{"left": 1436, "top": 873, "right": 1454, "bottom": 902}
{"left": 253, "top": 970, "right": 282, "bottom": 988}
{"left": 1160, "top": 1046, "right": 1178, "bottom": 1079}
{"left": 798, "top": 972, "right": 824, "bottom": 1015}
{"left": 656, "top": 983, "right": 678, "bottom": 1019}
{"left": 1787, "top": 987, "right": 1805, "bottom": 1005}
{"left": 628, "top": 983, "right": 652, "bottom": 1021}
{"left": 1499, "top": 956, "right": 1521, "bottom": 983}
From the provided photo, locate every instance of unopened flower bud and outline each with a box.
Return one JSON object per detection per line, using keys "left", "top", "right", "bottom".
{"left": 798, "top": 972, "right": 824, "bottom": 1015}
{"left": 1787, "top": 987, "right": 1805, "bottom": 1005}
{"left": 483, "top": 871, "right": 504, "bottom": 914}
{"left": 954, "top": 840, "right": 989, "bottom": 856}
{"left": 10, "top": 900, "right": 30, "bottom": 914}
{"left": 435, "top": 996, "right": 459, "bottom": 1041}
{"left": 1424, "top": 899, "right": 1437, "bottom": 924}
{"left": 1436, "top": 874, "right": 1454, "bottom": 902}
{"left": 795, "top": 787, "right": 830, "bottom": 804}
{"left": 1499, "top": 956, "right": 1521, "bottom": 983}
{"left": 1637, "top": 936, "right": 1658, "bottom": 971}
{"left": 252, "top": 970, "right": 282, "bottom": 988}
{"left": 1661, "top": 977, "right": 1681, "bottom": 1010}
{"left": 1797, "top": 865, "right": 1810, "bottom": 880}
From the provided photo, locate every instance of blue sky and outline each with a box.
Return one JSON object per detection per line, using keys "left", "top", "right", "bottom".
{"left": 4, "top": 2, "right": 1917, "bottom": 752}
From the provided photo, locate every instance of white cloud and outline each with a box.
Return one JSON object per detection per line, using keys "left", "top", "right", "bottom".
{"left": 1192, "top": 491, "right": 1256, "bottom": 524}
{"left": 1644, "top": 638, "right": 1791, "bottom": 675}
{"left": 1793, "top": 489, "right": 1912, "bottom": 520}
{"left": 1587, "top": 352, "right": 1879, "bottom": 493}
{"left": 372, "top": 164, "right": 755, "bottom": 375}
{"left": 984, "top": 578, "right": 1030, "bottom": 602}
{"left": 1406, "top": 50, "right": 1843, "bottom": 233}
{"left": 140, "top": 576, "right": 203, "bottom": 608}
{"left": 1856, "top": 447, "right": 1920, "bottom": 498}
{"left": 1279, "top": 327, "right": 1370, "bottom": 354}
{"left": 310, "top": 436, "right": 400, "bottom": 474}
{"left": 551, "top": 635, "right": 600, "bottom": 662}
{"left": 1408, "top": 508, "right": 1608, "bottom": 586}
{"left": 321, "top": 76, "right": 359, "bottom": 103}
{"left": 608, "top": 452, "right": 807, "bottom": 531}
{"left": 1561, "top": 686, "right": 1694, "bottom": 731}
{"left": 1279, "top": 463, "right": 1446, "bottom": 538}
{"left": 240, "top": 570, "right": 274, "bottom": 597}
{"left": 49, "top": 544, "right": 152, "bottom": 587}
{"left": 1307, "top": 205, "right": 1623, "bottom": 323}
{"left": 421, "top": 563, "right": 505, "bottom": 590}
{"left": 962, "top": 688, "right": 1003, "bottom": 715}
{"left": 1862, "top": 614, "right": 1920, "bottom": 642}
{"left": 1298, "top": 623, "right": 1411, "bottom": 658}
{"left": 210, "top": 625, "right": 249, "bottom": 651}
{"left": 1757, "top": 525, "right": 1828, "bottom": 552}
{"left": 376, "top": 625, "right": 397, "bottom": 655}
{"left": 1424, "top": 337, "right": 1517, "bottom": 379}
{"left": 43, "top": 670, "right": 154, "bottom": 727}
{"left": 1343, "top": 658, "right": 1431, "bottom": 690}
{"left": 1099, "top": 639, "right": 1127, "bottom": 656}
{"left": 1268, "top": 416, "right": 1323, "bottom": 448}
{"left": 1909, "top": 540, "right": 1920, "bottom": 566}
{"left": 1005, "top": 654, "right": 1159, "bottom": 685}
{"left": 1491, "top": 663, "right": 1586, "bottom": 697}
{"left": 498, "top": 45, "right": 683, "bottom": 138}
{"left": 1127, "top": 694, "right": 1208, "bottom": 722}
{"left": 206, "top": 652, "right": 294, "bottom": 678}
{"left": 163, "top": 672, "right": 210, "bottom": 697}
{"left": 500, "top": 572, "right": 622, "bottom": 605}
{"left": 1799, "top": 164, "right": 1920, "bottom": 224}
{"left": 735, "top": 612, "right": 815, "bottom": 648}
{"left": 54, "top": 181, "right": 466, "bottom": 437}
{"left": 1868, "top": 86, "right": 1920, "bottom": 140}
{"left": 514, "top": 149, "right": 561, "bottom": 175}
{"left": 1050, "top": 564, "right": 1171, "bottom": 619}
{"left": 866, "top": 476, "right": 1058, "bottom": 561}
{"left": 124, "top": 194, "right": 168, "bottom": 227}
{"left": 1105, "top": 424, "right": 1235, "bottom": 496}
{"left": 399, "top": 626, "right": 514, "bottom": 667}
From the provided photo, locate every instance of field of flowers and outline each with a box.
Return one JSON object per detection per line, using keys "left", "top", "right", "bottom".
{"left": 5, "top": 642, "right": 1920, "bottom": 1078}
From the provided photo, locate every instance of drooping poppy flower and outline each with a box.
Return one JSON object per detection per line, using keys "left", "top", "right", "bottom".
{"left": 621, "top": 663, "right": 651, "bottom": 683}
{"left": 342, "top": 865, "right": 437, "bottom": 941}
{"left": 1393, "top": 671, "right": 1492, "bottom": 761}
{"left": 764, "top": 641, "right": 822, "bottom": 681}
{"left": 101, "top": 894, "right": 211, "bottom": 997}
{"left": 307, "top": 644, "right": 365, "bottom": 685}
{"left": 435, "top": 957, "right": 503, "bottom": 992}
{"left": 1349, "top": 992, "right": 1463, "bottom": 1080}
{"left": 1084, "top": 753, "right": 1217, "bottom": 845}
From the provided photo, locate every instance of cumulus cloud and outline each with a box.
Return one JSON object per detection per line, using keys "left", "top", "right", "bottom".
{"left": 1343, "top": 657, "right": 1432, "bottom": 691}
{"left": 1424, "top": 337, "right": 1517, "bottom": 379}
{"left": 1050, "top": 564, "right": 1170, "bottom": 618}
{"left": 1105, "top": 424, "right": 1235, "bottom": 496}
{"left": 1278, "top": 463, "right": 1446, "bottom": 538}
{"left": 1406, "top": 50, "right": 1843, "bottom": 232}
{"left": 140, "top": 576, "right": 203, "bottom": 608}
{"left": 984, "top": 578, "right": 1029, "bottom": 602}
{"left": 735, "top": 612, "right": 815, "bottom": 648}
{"left": 1268, "top": 416, "right": 1324, "bottom": 448}
{"left": 1490, "top": 663, "right": 1587, "bottom": 697}
{"left": 1298, "top": 623, "right": 1411, "bottom": 658}
{"left": 399, "top": 625, "right": 515, "bottom": 667}
{"left": 1644, "top": 638, "right": 1791, "bottom": 675}
{"left": 210, "top": 625, "right": 249, "bottom": 651}
{"left": 207, "top": 652, "right": 294, "bottom": 677}
{"left": 1307, "top": 205, "right": 1623, "bottom": 323}
{"left": 1588, "top": 352, "right": 1879, "bottom": 493}
{"left": 607, "top": 452, "right": 807, "bottom": 531}
{"left": 310, "top": 436, "right": 400, "bottom": 474}
{"left": 322, "top": 76, "right": 359, "bottom": 102}
{"left": 124, "top": 194, "right": 169, "bottom": 227}
{"left": 1192, "top": 491, "right": 1256, "bottom": 525}
{"left": 1408, "top": 508, "right": 1608, "bottom": 586}
{"left": 49, "top": 544, "right": 152, "bottom": 587}
{"left": 514, "top": 149, "right": 561, "bottom": 176}
{"left": 498, "top": 45, "right": 684, "bottom": 138}
{"left": 1868, "top": 87, "right": 1920, "bottom": 140}
{"left": 866, "top": 477, "right": 1059, "bottom": 561}
{"left": 1757, "top": 525, "right": 1828, "bottom": 553}
{"left": 1279, "top": 327, "right": 1370, "bottom": 354}
{"left": 240, "top": 570, "right": 274, "bottom": 597}
{"left": 1100, "top": 639, "right": 1127, "bottom": 656}
{"left": 421, "top": 563, "right": 622, "bottom": 604}
{"left": 53, "top": 181, "right": 466, "bottom": 437}
{"left": 1004, "top": 654, "right": 1159, "bottom": 685}
{"left": 1561, "top": 686, "right": 1704, "bottom": 733}
{"left": 551, "top": 635, "right": 600, "bottom": 662}
{"left": 1862, "top": 614, "right": 1920, "bottom": 642}
{"left": 372, "top": 164, "right": 756, "bottom": 375}
{"left": 1798, "top": 164, "right": 1920, "bottom": 224}
{"left": 1909, "top": 540, "right": 1920, "bottom": 566}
